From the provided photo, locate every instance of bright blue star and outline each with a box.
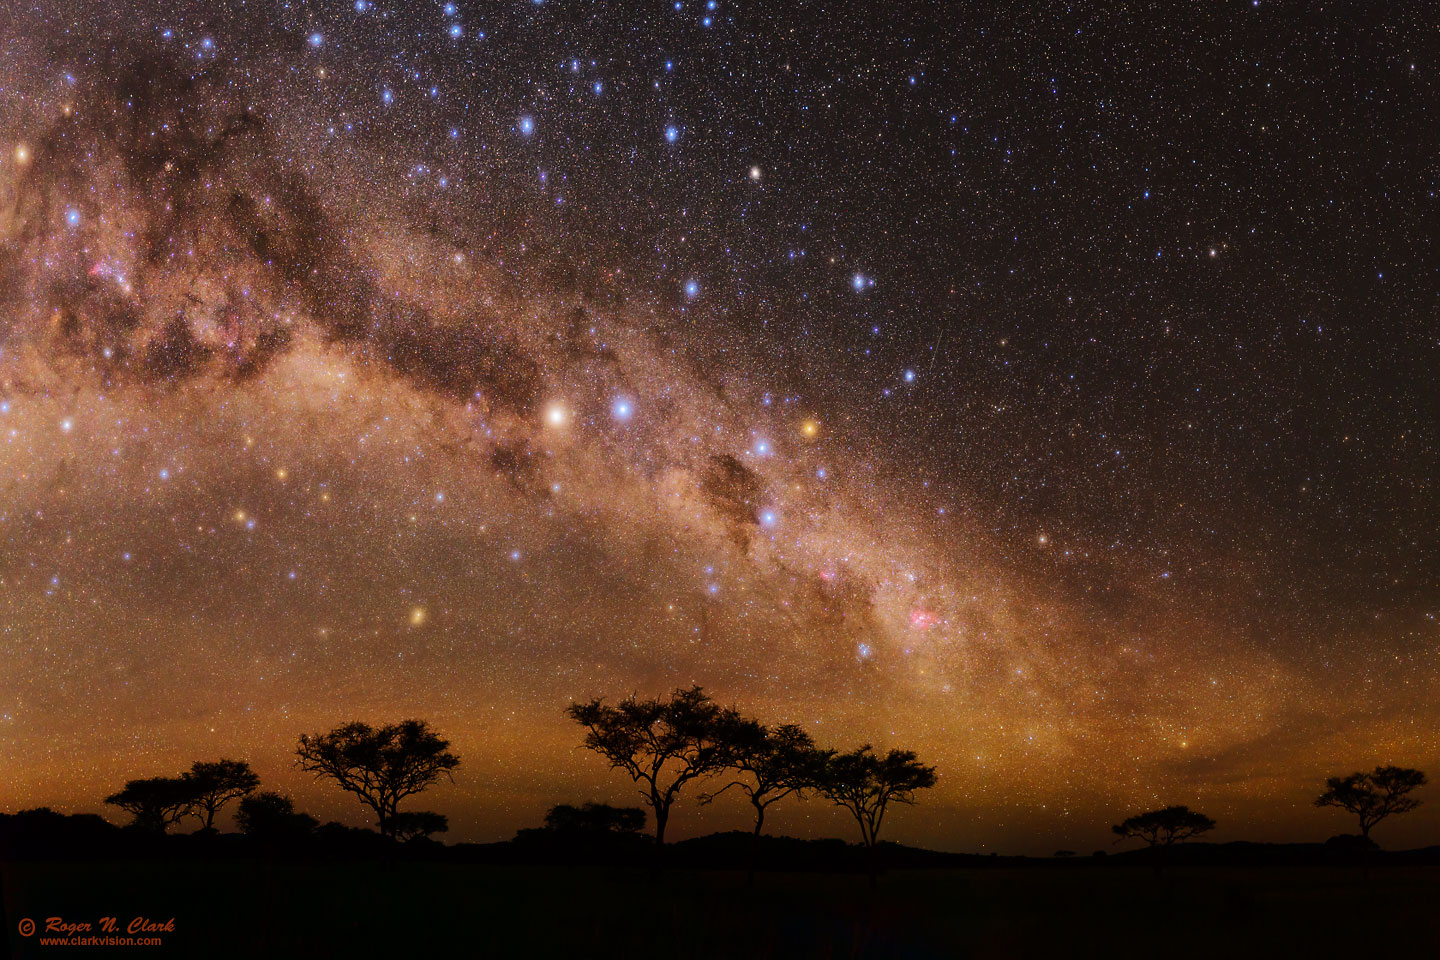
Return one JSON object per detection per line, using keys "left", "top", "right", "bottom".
{"left": 684, "top": 279, "right": 699, "bottom": 298}
{"left": 903, "top": 369, "right": 916, "bottom": 383}
{"left": 308, "top": 32, "right": 323, "bottom": 47}
{"left": 518, "top": 115, "right": 535, "bottom": 136}
{"left": 612, "top": 398, "right": 633, "bottom": 421}
{"left": 665, "top": 125, "right": 680, "bottom": 143}
{"left": 65, "top": 208, "right": 80, "bottom": 227}
{"left": 449, "top": 23, "right": 462, "bottom": 37}
{"left": 852, "top": 272, "right": 866, "bottom": 290}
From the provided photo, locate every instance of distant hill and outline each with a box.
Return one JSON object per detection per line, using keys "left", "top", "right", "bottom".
{"left": 5, "top": 809, "right": 1438, "bottom": 869}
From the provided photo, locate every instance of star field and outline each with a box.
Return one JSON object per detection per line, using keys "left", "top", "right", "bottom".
{"left": 0, "top": 1, "right": 1436, "bottom": 853}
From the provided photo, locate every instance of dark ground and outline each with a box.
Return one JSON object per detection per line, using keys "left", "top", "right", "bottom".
{"left": 5, "top": 856, "right": 1440, "bottom": 959}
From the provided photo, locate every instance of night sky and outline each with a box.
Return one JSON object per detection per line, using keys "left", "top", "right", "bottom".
{"left": 1, "top": 1, "right": 1436, "bottom": 854}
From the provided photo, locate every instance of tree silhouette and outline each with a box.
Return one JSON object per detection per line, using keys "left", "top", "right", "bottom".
{"left": 235, "top": 792, "right": 318, "bottom": 838}
{"left": 389, "top": 811, "right": 448, "bottom": 843}
{"left": 700, "top": 722, "right": 830, "bottom": 884}
{"left": 104, "top": 776, "right": 198, "bottom": 833}
{"left": 1315, "top": 766, "right": 1427, "bottom": 844}
{"left": 544, "top": 802, "right": 646, "bottom": 834}
{"left": 816, "top": 745, "right": 937, "bottom": 884}
{"left": 185, "top": 759, "right": 261, "bottom": 831}
{"left": 295, "top": 720, "right": 460, "bottom": 838}
{"left": 1112, "top": 805, "right": 1216, "bottom": 875}
{"left": 566, "top": 686, "right": 749, "bottom": 845}
{"left": 701, "top": 723, "right": 830, "bottom": 838}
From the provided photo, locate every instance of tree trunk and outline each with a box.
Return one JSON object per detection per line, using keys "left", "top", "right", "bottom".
{"left": 747, "top": 806, "right": 765, "bottom": 887}
{"left": 649, "top": 804, "right": 669, "bottom": 879}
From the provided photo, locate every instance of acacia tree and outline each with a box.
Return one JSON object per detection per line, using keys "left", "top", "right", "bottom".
{"left": 104, "top": 777, "right": 198, "bottom": 833}
{"left": 701, "top": 722, "right": 831, "bottom": 884}
{"left": 817, "top": 746, "right": 937, "bottom": 885}
{"left": 235, "top": 792, "right": 318, "bottom": 838}
{"left": 295, "top": 720, "right": 460, "bottom": 838}
{"left": 1316, "top": 766, "right": 1427, "bottom": 844}
{"left": 389, "top": 811, "right": 448, "bottom": 843}
{"left": 544, "top": 803, "right": 646, "bottom": 834}
{"left": 186, "top": 759, "right": 261, "bottom": 831}
{"left": 566, "top": 686, "right": 750, "bottom": 845}
{"left": 702, "top": 723, "right": 829, "bottom": 837}
{"left": 1112, "top": 805, "right": 1216, "bottom": 875}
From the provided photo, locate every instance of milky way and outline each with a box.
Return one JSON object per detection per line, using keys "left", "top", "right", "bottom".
{"left": 1, "top": 2, "right": 1436, "bottom": 853}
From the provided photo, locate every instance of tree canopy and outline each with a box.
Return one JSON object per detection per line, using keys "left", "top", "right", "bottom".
{"left": 1112, "top": 805, "right": 1217, "bottom": 847}
{"left": 296, "top": 720, "right": 460, "bottom": 837}
{"left": 544, "top": 802, "right": 646, "bottom": 834}
{"left": 816, "top": 746, "right": 937, "bottom": 851}
{"left": 104, "top": 776, "right": 197, "bottom": 833}
{"left": 701, "top": 722, "right": 830, "bottom": 836}
{"left": 390, "top": 810, "right": 449, "bottom": 843}
{"left": 186, "top": 759, "right": 260, "bottom": 831}
{"left": 235, "top": 792, "right": 318, "bottom": 838}
{"left": 1315, "top": 766, "right": 1427, "bottom": 841}
{"left": 566, "top": 686, "right": 753, "bottom": 844}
